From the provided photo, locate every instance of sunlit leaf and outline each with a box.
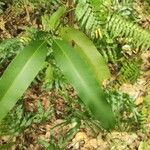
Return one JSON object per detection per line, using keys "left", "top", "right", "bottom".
{"left": 45, "top": 64, "right": 53, "bottom": 84}
{"left": 61, "top": 27, "right": 110, "bottom": 85}
{"left": 42, "top": 6, "right": 66, "bottom": 31}
{"left": 0, "top": 40, "right": 48, "bottom": 122}
{"left": 53, "top": 39, "right": 115, "bottom": 129}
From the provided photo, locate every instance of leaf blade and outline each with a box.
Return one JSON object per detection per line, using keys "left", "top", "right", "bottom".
{"left": 53, "top": 39, "right": 115, "bottom": 129}
{"left": 42, "top": 6, "right": 66, "bottom": 31}
{"left": 0, "top": 40, "right": 48, "bottom": 122}
{"left": 60, "top": 27, "right": 110, "bottom": 85}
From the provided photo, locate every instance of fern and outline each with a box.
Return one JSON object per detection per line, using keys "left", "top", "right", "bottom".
{"left": 0, "top": 38, "right": 23, "bottom": 64}
{"left": 94, "top": 33, "right": 120, "bottom": 63}
{"left": 0, "top": 101, "right": 52, "bottom": 136}
{"left": 112, "top": 0, "right": 134, "bottom": 16}
{"left": 107, "top": 15, "right": 150, "bottom": 50}
{"left": 75, "top": 0, "right": 111, "bottom": 37}
{"left": 108, "top": 58, "right": 141, "bottom": 88}
{"left": 75, "top": 0, "right": 150, "bottom": 50}
{"left": 19, "top": 27, "right": 38, "bottom": 43}
{"left": 106, "top": 90, "right": 138, "bottom": 125}
{"left": 118, "top": 59, "right": 140, "bottom": 83}
{"left": 0, "top": 27, "right": 44, "bottom": 64}
{"left": 140, "top": 94, "right": 150, "bottom": 132}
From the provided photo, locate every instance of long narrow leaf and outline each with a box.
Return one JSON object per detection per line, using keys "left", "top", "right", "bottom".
{"left": 42, "top": 6, "right": 66, "bottom": 31}
{"left": 53, "top": 39, "right": 115, "bottom": 129}
{"left": 0, "top": 40, "right": 48, "bottom": 122}
{"left": 60, "top": 27, "right": 110, "bottom": 85}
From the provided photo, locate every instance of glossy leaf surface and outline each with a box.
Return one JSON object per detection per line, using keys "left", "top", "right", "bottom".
{"left": 61, "top": 27, "right": 110, "bottom": 85}
{"left": 53, "top": 39, "right": 115, "bottom": 129}
{"left": 0, "top": 40, "right": 48, "bottom": 122}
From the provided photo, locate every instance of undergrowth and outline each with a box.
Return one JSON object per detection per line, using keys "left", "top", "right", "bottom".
{"left": 0, "top": 0, "right": 149, "bottom": 149}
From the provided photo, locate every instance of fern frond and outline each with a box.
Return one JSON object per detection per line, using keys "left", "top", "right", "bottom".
{"left": 107, "top": 58, "right": 141, "bottom": 88}
{"left": 75, "top": 0, "right": 111, "bottom": 37}
{"left": 140, "top": 94, "right": 150, "bottom": 131}
{"left": 94, "top": 34, "right": 119, "bottom": 63}
{"left": 119, "top": 60, "right": 140, "bottom": 83}
{"left": 0, "top": 38, "right": 23, "bottom": 64}
{"left": 114, "top": 58, "right": 141, "bottom": 88}
{"left": 106, "top": 90, "right": 138, "bottom": 123}
{"left": 112, "top": 0, "right": 133, "bottom": 11}
{"left": 107, "top": 15, "right": 150, "bottom": 50}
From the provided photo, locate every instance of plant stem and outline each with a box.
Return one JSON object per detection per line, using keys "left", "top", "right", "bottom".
{"left": 68, "top": 0, "right": 74, "bottom": 27}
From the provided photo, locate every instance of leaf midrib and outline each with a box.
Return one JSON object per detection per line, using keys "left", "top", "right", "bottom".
{"left": 54, "top": 40, "right": 99, "bottom": 101}
{"left": 0, "top": 41, "right": 46, "bottom": 102}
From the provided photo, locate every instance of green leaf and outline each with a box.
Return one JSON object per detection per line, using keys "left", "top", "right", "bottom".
{"left": 60, "top": 27, "right": 110, "bottom": 85}
{"left": 0, "top": 40, "right": 48, "bottom": 122}
{"left": 53, "top": 39, "right": 115, "bottom": 130}
{"left": 45, "top": 64, "right": 53, "bottom": 84}
{"left": 42, "top": 6, "right": 66, "bottom": 31}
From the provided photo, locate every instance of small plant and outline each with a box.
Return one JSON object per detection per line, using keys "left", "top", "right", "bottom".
{"left": 106, "top": 91, "right": 139, "bottom": 124}
{"left": 0, "top": 38, "right": 23, "bottom": 64}
{"left": 140, "top": 94, "right": 150, "bottom": 132}
{"left": 0, "top": 0, "right": 149, "bottom": 134}
{"left": 0, "top": 101, "right": 53, "bottom": 136}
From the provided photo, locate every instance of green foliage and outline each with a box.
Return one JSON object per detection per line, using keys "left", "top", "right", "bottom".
{"left": 0, "top": 38, "right": 23, "bottom": 64}
{"left": 106, "top": 58, "right": 141, "bottom": 89}
{"left": 140, "top": 94, "right": 150, "bottom": 132}
{"left": 0, "top": 0, "right": 149, "bottom": 135}
{"left": 44, "top": 64, "right": 54, "bottom": 88}
{"left": 52, "top": 118, "right": 81, "bottom": 149}
{"left": 19, "top": 27, "right": 39, "bottom": 44}
{"left": 60, "top": 27, "right": 110, "bottom": 84}
{"left": 0, "top": 27, "right": 40, "bottom": 64}
{"left": 75, "top": 0, "right": 111, "bottom": 37}
{"left": 52, "top": 39, "right": 115, "bottom": 130}
{"left": 38, "top": 139, "right": 61, "bottom": 150}
{"left": 112, "top": 0, "right": 134, "bottom": 17}
{"left": 75, "top": 0, "right": 150, "bottom": 84}
{"left": 107, "top": 15, "right": 150, "bottom": 50}
{"left": 0, "top": 40, "right": 48, "bottom": 122}
{"left": 42, "top": 6, "right": 66, "bottom": 31}
{"left": 106, "top": 90, "right": 138, "bottom": 123}
{"left": 75, "top": 0, "right": 150, "bottom": 50}
{"left": 0, "top": 142, "right": 14, "bottom": 150}
{"left": 94, "top": 33, "right": 120, "bottom": 63}
{"left": 116, "top": 58, "right": 141, "bottom": 85}
{"left": 38, "top": 118, "right": 81, "bottom": 150}
{"left": 138, "top": 140, "right": 150, "bottom": 150}
{"left": 0, "top": 101, "right": 52, "bottom": 136}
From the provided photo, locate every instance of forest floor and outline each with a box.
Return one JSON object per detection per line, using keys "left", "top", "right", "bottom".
{"left": 0, "top": 1, "right": 150, "bottom": 150}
